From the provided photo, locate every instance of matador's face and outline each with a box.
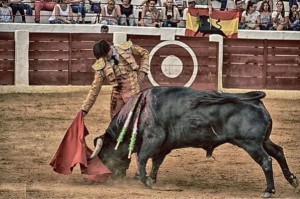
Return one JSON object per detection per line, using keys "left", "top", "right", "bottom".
{"left": 106, "top": 47, "right": 113, "bottom": 60}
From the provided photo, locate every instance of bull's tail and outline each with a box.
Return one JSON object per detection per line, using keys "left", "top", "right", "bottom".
{"left": 189, "top": 91, "right": 266, "bottom": 108}
{"left": 237, "top": 91, "right": 266, "bottom": 101}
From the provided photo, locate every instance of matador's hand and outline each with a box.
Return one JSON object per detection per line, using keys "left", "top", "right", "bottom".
{"left": 81, "top": 110, "right": 87, "bottom": 117}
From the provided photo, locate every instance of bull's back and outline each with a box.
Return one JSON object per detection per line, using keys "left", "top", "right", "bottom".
{"left": 146, "top": 86, "right": 269, "bottom": 123}
{"left": 149, "top": 86, "right": 196, "bottom": 115}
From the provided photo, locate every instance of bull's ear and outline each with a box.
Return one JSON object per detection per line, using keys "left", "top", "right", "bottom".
{"left": 102, "top": 133, "right": 115, "bottom": 144}
{"left": 104, "top": 128, "right": 119, "bottom": 141}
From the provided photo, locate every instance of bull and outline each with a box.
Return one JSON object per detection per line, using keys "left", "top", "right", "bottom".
{"left": 91, "top": 86, "right": 298, "bottom": 198}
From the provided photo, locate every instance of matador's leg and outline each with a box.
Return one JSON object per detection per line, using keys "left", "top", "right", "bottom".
{"left": 110, "top": 91, "right": 125, "bottom": 120}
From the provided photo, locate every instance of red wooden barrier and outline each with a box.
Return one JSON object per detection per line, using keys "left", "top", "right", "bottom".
{"left": 177, "top": 36, "right": 218, "bottom": 90}
{"left": 266, "top": 40, "right": 300, "bottom": 90}
{"left": 70, "top": 33, "right": 113, "bottom": 85}
{"left": 29, "top": 33, "right": 69, "bottom": 85}
{"left": 29, "top": 33, "right": 113, "bottom": 85}
{"left": 223, "top": 39, "right": 300, "bottom": 90}
{"left": 0, "top": 33, "right": 15, "bottom": 85}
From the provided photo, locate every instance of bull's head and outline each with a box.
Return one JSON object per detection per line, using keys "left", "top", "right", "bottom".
{"left": 91, "top": 134, "right": 131, "bottom": 179}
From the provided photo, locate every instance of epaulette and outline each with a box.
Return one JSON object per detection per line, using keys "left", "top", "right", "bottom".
{"left": 92, "top": 58, "right": 106, "bottom": 71}
{"left": 115, "top": 40, "right": 132, "bottom": 51}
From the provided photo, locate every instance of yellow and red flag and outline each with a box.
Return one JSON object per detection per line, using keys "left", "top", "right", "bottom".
{"left": 185, "top": 8, "right": 238, "bottom": 38}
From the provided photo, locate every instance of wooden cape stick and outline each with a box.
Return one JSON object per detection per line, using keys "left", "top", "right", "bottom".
{"left": 128, "top": 103, "right": 142, "bottom": 159}
{"left": 209, "top": 14, "right": 212, "bottom": 30}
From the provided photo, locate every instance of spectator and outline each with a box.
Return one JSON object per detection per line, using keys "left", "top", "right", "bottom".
{"left": 140, "top": 0, "right": 162, "bottom": 7}
{"left": 241, "top": 1, "right": 261, "bottom": 30}
{"left": 0, "top": 0, "right": 12, "bottom": 22}
{"left": 9, "top": 0, "right": 26, "bottom": 23}
{"left": 174, "top": 0, "right": 184, "bottom": 7}
{"left": 182, "top": 0, "right": 196, "bottom": 28}
{"left": 90, "top": 0, "right": 100, "bottom": 23}
{"left": 195, "top": 0, "right": 212, "bottom": 15}
{"left": 119, "top": 0, "right": 136, "bottom": 26}
{"left": 24, "top": 3, "right": 32, "bottom": 16}
{"left": 289, "top": 3, "right": 300, "bottom": 30}
{"left": 259, "top": 0, "right": 272, "bottom": 30}
{"left": 48, "top": 0, "right": 75, "bottom": 24}
{"left": 263, "top": 0, "right": 272, "bottom": 12}
{"left": 88, "top": 0, "right": 101, "bottom": 13}
{"left": 100, "top": 24, "right": 109, "bottom": 33}
{"left": 173, "top": 0, "right": 186, "bottom": 15}
{"left": 69, "top": 0, "right": 86, "bottom": 23}
{"left": 235, "top": 0, "right": 245, "bottom": 29}
{"left": 100, "top": 0, "right": 120, "bottom": 25}
{"left": 271, "top": 0, "right": 289, "bottom": 30}
{"left": 219, "top": 0, "right": 227, "bottom": 11}
{"left": 34, "top": 0, "right": 56, "bottom": 23}
{"left": 289, "top": 0, "right": 298, "bottom": 10}
{"left": 161, "top": 0, "right": 180, "bottom": 27}
{"left": 138, "top": 0, "right": 161, "bottom": 27}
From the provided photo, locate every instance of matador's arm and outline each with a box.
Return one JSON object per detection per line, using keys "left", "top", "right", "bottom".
{"left": 131, "top": 44, "right": 150, "bottom": 74}
{"left": 81, "top": 60, "right": 105, "bottom": 114}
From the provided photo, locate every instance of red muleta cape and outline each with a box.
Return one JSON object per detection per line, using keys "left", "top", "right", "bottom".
{"left": 49, "top": 111, "right": 112, "bottom": 182}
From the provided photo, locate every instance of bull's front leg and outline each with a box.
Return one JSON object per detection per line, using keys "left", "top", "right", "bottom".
{"left": 138, "top": 156, "right": 154, "bottom": 187}
{"left": 138, "top": 128, "right": 165, "bottom": 187}
{"left": 149, "top": 153, "right": 169, "bottom": 183}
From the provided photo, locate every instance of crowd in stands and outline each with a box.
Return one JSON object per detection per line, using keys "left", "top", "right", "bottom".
{"left": 0, "top": 0, "right": 299, "bottom": 30}
{"left": 237, "top": 0, "right": 299, "bottom": 30}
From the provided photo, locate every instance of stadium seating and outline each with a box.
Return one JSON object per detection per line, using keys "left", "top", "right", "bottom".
{"left": 12, "top": 0, "right": 300, "bottom": 24}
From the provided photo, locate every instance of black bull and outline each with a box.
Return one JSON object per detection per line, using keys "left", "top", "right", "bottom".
{"left": 95, "top": 86, "right": 298, "bottom": 197}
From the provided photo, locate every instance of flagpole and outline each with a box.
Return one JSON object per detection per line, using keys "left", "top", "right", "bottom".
{"left": 209, "top": 14, "right": 212, "bottom": 30}
{"left": 209, "top": 5, "right": 212, "bottom": 30}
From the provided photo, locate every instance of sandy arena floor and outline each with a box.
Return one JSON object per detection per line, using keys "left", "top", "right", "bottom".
{"left": 0, "top": 89, "right": 299, "bottom": 199}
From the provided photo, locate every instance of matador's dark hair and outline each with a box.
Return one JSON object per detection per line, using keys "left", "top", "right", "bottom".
{"left": 93, "top": 40, "right": 111, "bottom": 59}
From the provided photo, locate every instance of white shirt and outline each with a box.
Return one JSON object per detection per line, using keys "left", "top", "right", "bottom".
{"left": 242, "top": 10, "right": 260, "bottom": 23}
{"left": 161, "top": 6, "right": 180, "bottom": 21}
{"left": 271, "top": 11, "right": 289, "bottom": 27}
{"left": 49, "top": 4, "right": 71, "bottom": 21}
{"left": 0, "top": 7, "right": 12, "bottom": 23}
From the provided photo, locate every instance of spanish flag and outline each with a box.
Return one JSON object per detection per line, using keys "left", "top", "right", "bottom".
{"left": 185, "top": 8, "right": 238, "bottom": 38}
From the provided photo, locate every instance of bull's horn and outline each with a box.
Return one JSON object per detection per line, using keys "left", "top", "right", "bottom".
{"left": 89, "top": 138, "right": 103, "bottom": 160}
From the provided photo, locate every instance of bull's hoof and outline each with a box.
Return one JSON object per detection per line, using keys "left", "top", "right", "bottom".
{"left": 151, "top": 177, "right": 157, "bottom": 184}
{"left": 145, "top": 177, "right": 154, "bottom": 187}
{"left": 133, "top": 173, "right": 140, "bottom": 180}
{"left": 261, "top": 192, "right": 273, "bottom": 198}
{"left": 262, "top": 189, "right": 275, "bottom": 198}
{"left": 289, "top": 175, "right": 299, "bottom": 188}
